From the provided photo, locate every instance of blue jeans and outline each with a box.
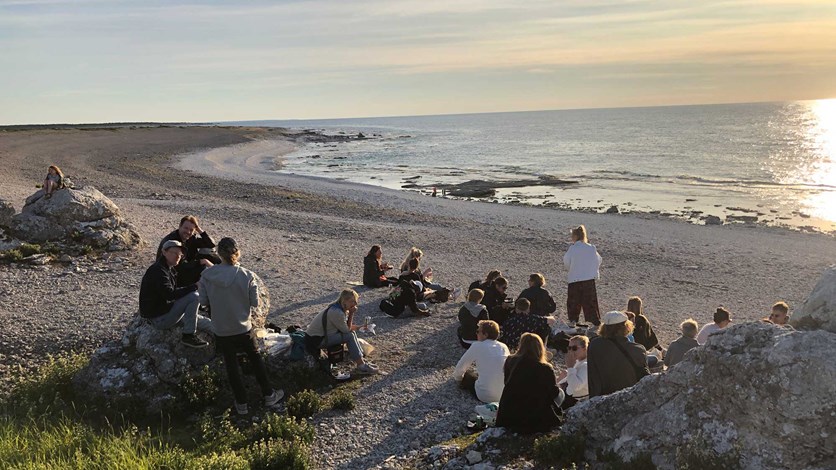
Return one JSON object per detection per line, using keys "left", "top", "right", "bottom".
{"left": 322, "top": 331, "right": 363, "bottom": 361}
{"left": 150, "top": 291, "right": 212, "bottom": 335}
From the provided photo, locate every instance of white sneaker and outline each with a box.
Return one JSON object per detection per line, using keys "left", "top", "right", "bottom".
{"left": 264, "top": 389, "right": 285, "bottom": 407}
{"left": 234, "top": 402, "right": 248, "bottom": 415}
{"left": 451, "top": 288, "right": 463, "bottom": 302}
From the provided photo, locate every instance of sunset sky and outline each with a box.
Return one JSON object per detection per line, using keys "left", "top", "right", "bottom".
{"left": 1, "top": 0, "right": 835, "bottom": 124}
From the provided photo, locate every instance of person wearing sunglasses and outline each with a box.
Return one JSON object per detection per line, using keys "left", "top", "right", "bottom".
{"left": 557, "top": 335, "right": 589, "bottom": 409}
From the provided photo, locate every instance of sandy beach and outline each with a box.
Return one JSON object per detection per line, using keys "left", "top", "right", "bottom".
{"left": 1, "top": 126, "right": 834, "bottom": 468}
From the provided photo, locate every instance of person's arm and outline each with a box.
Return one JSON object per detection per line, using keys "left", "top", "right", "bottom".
{"left": 565, "top": 364, "right": 587, "bottom": 397}
{"left": 545, "top": 291, "right": 557, "bottom": 315}
{"left": 563, "top": 247, "right": 572, "bottom": 268}
{"left": 596, "top": 249, "right": 602, "bottom": 268}
{"left": 198, "top": 279, "right": 209, "bottom": 308}
{"left": 249, "top": 276, "right": 259, "bottom": 309}
{"left": 329, "top": 308, "right": 351, "bottom": 334}
{"left": 452, "top": 346, "right": 477, "bottom": 380}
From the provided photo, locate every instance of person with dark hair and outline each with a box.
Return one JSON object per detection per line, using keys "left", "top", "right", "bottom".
{"left": 495, "top": 333, "right": 562, "bottom": 434}
{"left": 363, "top": 245, "right": 398, "bottom": 288}
{"left": 469, "top": 270, "right": 502, "bottom": 292}
{"left": 625, "top": 296, "right": 664, "bottom": 354}
{"left": 563, "top": 225, "right": 602, "bottom": 326}
{"left": 517, "top": 273, "right": 557, "bottom": 317}
{"left": 452, "top": 320, "right": 509, "bottom": 403}
{"left": 499, "top": 298, "right": 553, "bottom": 351}
{"left": 587, "top": 311, "right": 649, "bottom": 397}
{"left": 697, "top": 307, "right": 733, "bottom": 344}
{"left": 400, "top": 257, "right": 460, "bottom": 303}
{"left": 458, "top": 289, "right": 490, "bottom": 348}
{"left": 157, "top": 215, "right": 221, "bottom": 286}
{"left": 482, "top": 277, "right": 513, "bottom": 325}
{"left": 198, "top": 238, "right": 283, "bottom": 415}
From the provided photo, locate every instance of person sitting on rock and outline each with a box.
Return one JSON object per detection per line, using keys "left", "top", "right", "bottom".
{"left": 363, "top": 245, "right": 398, "bottom": 288}
{"left": 517, "top": 273, "right": 557, "bottom": 317}
{"left": 458, "top": 289, "right": 490, "bottom": 348}
{"left": 664, "top": 319, "right": 699, "bottom": 368}
{"left": 157, "top": 215, "right": 221, "bottom": 286}
{"left": 696, "top": 307, "right": 733, "bottom": 345}
{"left": 483, "top": 277, "right": 514, "bottom": 326}
{"left": 198, "top": 237, "right": 283, "bottom": 415}
{"left": 587, "top": 311, "right": 649, "bottom": 397}
{"left": 43, "top": 165, "right": 65, "bottom": 199}
{"left": 499, "top": 298, "right": 554, "bottom": 351}
{"left": 452, "top": 320, "right": 509, "bottom": 403}
{"left": 305, "top": 289, "right": 379, "bottom": 376}
{"left": 469, "top": 270, "right": 502, "bottom": 292}
{"left": 557, "top": 335, "right": 589, "bottom": 409}
{"left": 495, "top": 332, "right": 563, "bottom": 433}
{"left": 767, "top": 301, "right": 790, "bottom": 326}
{"left": 139, "top": 240, "right": 212, "bottom": 348}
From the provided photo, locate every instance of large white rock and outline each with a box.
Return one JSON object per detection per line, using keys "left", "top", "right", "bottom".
{"left": 792, "top": 265, "right": 836, "bottom": 333}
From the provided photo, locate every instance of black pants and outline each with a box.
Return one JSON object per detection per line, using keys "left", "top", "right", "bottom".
{"left": 459, "top": 370, "right": 478, "bottom": 398}
{"left": 215, "top": 330, "right": 272, "bottom": 404}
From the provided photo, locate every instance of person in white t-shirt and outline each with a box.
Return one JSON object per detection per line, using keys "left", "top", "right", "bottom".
{"left": 452, "top": 320, "right": 510, "bottom": 403}
{"left": 563, "top": 225, "right": 603, "bottom": 326}
{"left": 557, "top": 335, "right": 589, "bottom": 409}
{"left": 697, "top": 307, "right": 732, "bottom": 345}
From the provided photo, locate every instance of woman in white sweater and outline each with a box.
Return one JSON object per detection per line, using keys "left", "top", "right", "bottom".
{"left": 563, "top": 225, "right": 603, "bottom": 326}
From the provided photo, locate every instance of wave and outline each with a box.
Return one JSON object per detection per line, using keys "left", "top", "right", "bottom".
{"left": 589, "top": 170, "right": 836, "bottom": 191}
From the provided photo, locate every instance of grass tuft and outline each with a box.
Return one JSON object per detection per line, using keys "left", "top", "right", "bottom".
{"left": 286, "top": 389, "right": 324, "bottom": 420}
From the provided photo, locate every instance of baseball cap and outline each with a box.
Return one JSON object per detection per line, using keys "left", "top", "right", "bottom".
{"left": 603, "top": 310, "right": 629, "bottom": 325}
{"left": 162, "top": 240, "right": 184, "bottom": 251}
{"left": 714, "top": 307, "right": 731, "bottom": 323}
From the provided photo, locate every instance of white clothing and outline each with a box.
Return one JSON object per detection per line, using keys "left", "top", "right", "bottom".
{"left": 563, "top": 241, "right": 602, "bottom": 283}
{"left": 452, "top": 339, "right": 510, "bottom": 403}
{"left": 558, "top": 359, "right": 589, "bottom": 400}
{"left": 696, "top": 323, "right": 724, "bottom": 345}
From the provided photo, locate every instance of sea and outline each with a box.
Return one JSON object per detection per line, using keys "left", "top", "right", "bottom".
{"left": 231, "top": 100, "right": 836, "bottom": 233}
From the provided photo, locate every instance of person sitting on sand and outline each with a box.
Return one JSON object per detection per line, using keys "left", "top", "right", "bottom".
{"left": 482, "top": 277, "right": 514, "bottom": 326}
{"left": 363, "top": 245, "right": 398, "bottom": 288}
{"left": 499, "top": 298, "right": 554, "bottom": 351}
{"left": 557, "top": 335, "right": 589, "bottom": 409}
{"left": 625, "top": 297, "right": 663, "bottom": 352}
{"left": 495, "top": 333, "right": 563, "bottom": 434}
{"left": 43, "top": 165, "right": 65, "bottom": 199}
{"left": 399, "top": 257, "right": 460, "bottom": 303}
{"left": 767, "top": 301, "right": 790, "bottom": 326}
{"left": 305, "top": 289, "right": 379, "bottom": 376}
{"left": 452, "top": 320, "right": 509, "bottom": 403}
{"left": 198, "top": 237, "right": 283, "bottom": 415}
{"left": 458, "top": 289, "right": 490, "bottom": 348}
{"left": 517, "top": 273, "right": 557, "bottom": 317}
{"left": 469, "top": 270, "right": 502, "bottom": 292}
{"left": 157, "top": 215, "right": 221, "bottom": 286}
{"left": 400, "top": 246, "right": 424, "bottom": 274}
{"left": 139, "top": 240, "right": 212, "bottom": 348}
{"left": 587, "top": 311, "right": 650, "bottom": 397}
{"left": 563, "top": 225, "right": 602, "bottom": 326}
{"left": 696, "top": 307, "right": 732, "bottom": 345}
{"left": 664, "top": 319, "right": 699, "bottom": 368}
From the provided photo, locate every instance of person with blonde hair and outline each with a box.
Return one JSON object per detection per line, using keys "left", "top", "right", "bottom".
{"left": 563, "top": 224, "right": 603, "bottom": 325}
{"left": 664, "top": 319, "right": 699, "bottom": 368}
{"left": 495, "top": 333, "right": 563, "bottom": 433}
{"left": 768, "top": 301, "right": 790, "bottom": 326}
{"left": 305, "top": 289, "right": 379, "bottom": 375}
{"left": 587, "top": 311, "right": 649, "bottom": 397}
{"left": 43, "top": 165, "right": 65, "bottom": 199}
{"left": 400, "top": 246, "right": 424, "bottom": 273}
{"left": 199, "top": 238, "right": 283, "bottom": 415}
{"left": 452, "top": 320, "right": 509, "bottom": 403}
{"left": 517, "top": 273, "right": 557, "bottom": 316}
{"left": 557, "top": 335, "right": 589, "bottom": 408}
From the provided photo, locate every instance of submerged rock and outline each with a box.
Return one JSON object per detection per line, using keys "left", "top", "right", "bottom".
{"left": 704, "top": 215, "right": 723, "bottom": 225}
{"left": 792, "top": 265, "right": 836, "bottom": 333}
{"left": 606, "top": 205, "right": 619, "bottom": 214}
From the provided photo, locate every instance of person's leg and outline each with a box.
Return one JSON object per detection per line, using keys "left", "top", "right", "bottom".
{"left": 566, "top": 282, "right": 582, "bottom": 323}
{"left": 217, "top": 335, "right": 248, "bottom": 404}
{"left": 179, "top": 293, "right": 205, "bottom": 335}
{"left": 460, "top": 370, "right": 478, "bottom": 398}
{"left": 646, "top": 355, "right": 659, "bottom": 368}
{"left": 581, "top": 280, "right": 601, "bottom": 325}
{"left": 241, "top": 331, "right": 273, "bottom": 396}
{"left": 149, "top": 292, "right": 197, "bottom": 330}
{"left": 324, "top": 332, "right": 363, "bottom": 366}
{"left": 195, "top": 314, "right": 213, "bottom": 333}
{"left": 44, "top": 180, "right": 54, "bottom": 195}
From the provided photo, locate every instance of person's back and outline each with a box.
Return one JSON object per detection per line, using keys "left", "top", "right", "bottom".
{"left": 696, "top": 323, "right": 722, "bottom": 345}
{"left": 587, "top": 323, "right": 648, "bottom": 397}
{"left": 499, "top": 312, "right": 550, "bottom": 350}
{"left": 632, "top": 313, "right": 659, "bottom": 350}
{"left": 363, "top": 254, "right": 381, "bottom": 287}
{"left": 458, "top": 300, "right": 489, "bottom": 343}
{"left": 306, "top": 302, "right": 349, "bottom": 337}
{"left": 518, "top": 285, "right": 556, "bottom": 316}
{"left": 456, "top": 339, "right": 509, "bottom": 402}
{"left": 665, "top": 335, "right": 699, "bottom": 367}
{"left": 199, "top": 263, "right": 258, "bottom": 337}
{"left": 563, "top": 240, "right": 602, "bottom": 283}
{"left": 496, "top": 356, "right": 561, "bottom": 433}
{"left": 139, "top": 259, "right": 177, "bottom": 318}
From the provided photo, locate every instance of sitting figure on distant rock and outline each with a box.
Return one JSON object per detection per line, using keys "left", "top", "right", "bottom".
{"left": 587, "top": 311, "right": 649, "bottom": 397}
{"left": 304, "top": 289, "right": 380, "bottom": 376}
{"left": 496, "top": 333, "right": 563, "bottom": 433}
{"left": 43, "top": 165, "right": 66, "bottom": 199}
{"left": 517, "top": 273, "right": 557, "bottom": 317}
{"left": 767, "top": 301, "right": 790, "bottom": 326}
{"left": 363, "top": 245, "right": 398, "bottom": 288}
{"left": 499, "top": 298, "right": 554, "bottom": 351}
{"left": 696, "top": 307, "right": 733, "bottom": 344}
{"left": 157, "top": 215, "right": 221, "bottom": 286}
{"left": 469, "top": 269, "right": 502, "bottom": 292}
{"left": 458, "top": 289, "right": 490, "bottom": 348}
{"left": 139, "top": 239, "right": 212, "bottom": 348}
{"left": 557, "top": 335, "right": 589, "bottom": 409}
{"left": 483, "top": 276, "right": 514, "bottom": 326}
{"left": 452, "top": 320, "right": 509, "bottom": 403}
{"left": 198, "top": 237, "right": 283, "bottom": 415}
{"left": 664, "top": 318, "right": 699, "bottom": 368}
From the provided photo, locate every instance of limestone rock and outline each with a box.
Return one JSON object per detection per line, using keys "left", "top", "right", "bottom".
{"left": 704, "top": 215, "right": 723, "bottom": 225}
{"left": 562, "top": 322, "right": 836, "bottom": 470}
{"left": 0, "top": 199, "right": 14, "bottom": 229}
{"left": 792, "top": 265, "right": 836, "bottom": 333}
{"left": 606, "top": 205, "right": 619, "bottom": 214}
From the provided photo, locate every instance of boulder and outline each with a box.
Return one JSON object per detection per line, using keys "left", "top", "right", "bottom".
{"left": 792, "top": 266, "right": 836, "bottom": 333}
{"left": 704, "top": 215, "right": 723, "bottom": 225}
{"left": 0, "top": 199, "right": 14, "bottom": 229}
{"left": 606, "top": 205, "right": 619, "bottom": 214}
{"left": 562, "top": 322, "right": 836, "bottom": 470}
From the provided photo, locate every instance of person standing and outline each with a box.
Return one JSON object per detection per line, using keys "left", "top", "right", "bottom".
{"left": 199, "top": 238, "right": 283, "bottom": 415}
{"left": 563, "top": 225, "right": 603, "bottom": 326}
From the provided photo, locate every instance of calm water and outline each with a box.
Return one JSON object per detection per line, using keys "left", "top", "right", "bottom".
{"left": 234, "top": 100, "right": 836, "bottom": 232}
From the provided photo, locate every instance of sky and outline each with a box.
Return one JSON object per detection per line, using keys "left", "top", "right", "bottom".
{"left": 1, "top": 0, "right": 835, "bottom": 124}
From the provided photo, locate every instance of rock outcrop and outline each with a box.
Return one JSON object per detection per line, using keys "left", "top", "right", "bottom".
{"left": 9, "top": 186, "right": 142, "bottom": 251}
{"left": 73, "top": 274, "right": 272, "bottom": 412}
{"left": 0, "top": 199, "right": 14, "bottom": 229}
{"left": 562, "top": 322, "right": 836, "bottom": 470}
{"left": 792, "top": 266, "right": 836, "bottom": 333}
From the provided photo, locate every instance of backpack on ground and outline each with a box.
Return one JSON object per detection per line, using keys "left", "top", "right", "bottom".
{"left": 379, "top": 298, "right": 404, "bottom": 317}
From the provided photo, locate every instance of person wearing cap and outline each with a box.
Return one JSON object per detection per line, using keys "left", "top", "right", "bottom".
{"left": 139, "top": 239, "right": 212, "bottom": 348}
{"left": 767, "top": 301, "right": 790, "bottom": 326}
{"left": 696, "top": 307, "right": 732, "bottom": 345}
{"left": 563, "top": 225, "right": 603, "bottom": 326}
{"left": 156, "top": 215, "right": 220, "bottom": 286}
{"left": 198, "top": 238, "right": 283, "bottom": 415}
{"left": 587, "top": 311, "right": 650, "bottom": 397}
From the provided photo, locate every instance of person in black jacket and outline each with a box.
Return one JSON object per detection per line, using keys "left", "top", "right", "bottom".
{"left": 517, "top": 273, "right": 557, "bottom": 317}
{"left": 495, "top": 333, "right": 563, "bottom": 434}
{"left": 458, "top": 289, "right": 490, "bottom": 348}
{"left": 482, "top": 277, "right": 513, "bottom": 326}
{"left": 363, "top": 245, "right": 398, "bottom": 288}
{"left": 626, "top": 296, "right": 663, "bottom": 353}
{"left": 468, "top": 270, "right": 501, "bottom": 292}
{"left": 587, "top": 311, "right": 649, "bottom": 397}
{"left": 140, "top": 240, "right": 213, "bottom": 348}
{"left": 156, "top": 215, "right": 220, "bottom": 286}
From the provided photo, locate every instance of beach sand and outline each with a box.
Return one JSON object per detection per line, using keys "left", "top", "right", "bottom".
{"left": 1, "top": 126, "right": 834, "bottom": 468}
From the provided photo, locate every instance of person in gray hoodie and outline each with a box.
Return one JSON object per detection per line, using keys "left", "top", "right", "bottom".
{"left": 199, "top": 237, "right": 283, "bottom": 415}
{"left": 458, "top": 288, "right": 490, "bottom": 349}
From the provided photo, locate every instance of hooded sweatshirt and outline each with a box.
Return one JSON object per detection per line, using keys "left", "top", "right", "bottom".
{"left": 458, "top": 301, "right": 489, "bottom": 343}
{"left": 198, "top": 263, "right": 259, "bottom": 337}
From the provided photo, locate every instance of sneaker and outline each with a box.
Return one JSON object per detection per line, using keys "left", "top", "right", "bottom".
{"left": 234, "top": 402, "right": 248, "bottom": 416}
{"left": 451, "top": 288, "right": 463, "bottom": 302}
{"left": 264, "top": 389, "right": 285, "bottom": 407}
{"left": 416, "top": 309, "right": 431, "bottom": 317}
{"left": 383, "top": 310, "right": 399, "bottom": 319}
{"left": 181, "top": 334, "right": 209, "bottom": 348}
{"left": 353, "top": 363, "right": 380, "bottom": 376}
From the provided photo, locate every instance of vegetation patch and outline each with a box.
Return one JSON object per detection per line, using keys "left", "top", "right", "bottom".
{"left": 329, "top": 388, "right": 356, "bottom": 411}
{"left": 533, "top": 432, "right": 587, "bottom": 469}
{"left": 286, "top": 389, "right": 324, "bottom": 420}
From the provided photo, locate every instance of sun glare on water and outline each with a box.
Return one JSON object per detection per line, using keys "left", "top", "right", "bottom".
{"left": 802, "top": 99, "right": 836, "bottom": 224}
